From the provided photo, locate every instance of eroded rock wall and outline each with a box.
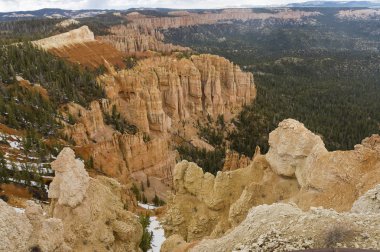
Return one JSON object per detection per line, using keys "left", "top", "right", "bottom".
{"left": 162, "top": 155, "right": 299, "bottom": 241}
{"left": 98, "top": 54, "right": 256, "bottom": 135}
{"left": 126, "top": 9, "right": 321, "bottom": 29}
{"left": 99, "top": 25, "right": 190, "bottom": 54}
{"left": 63, "top": 101, "right": 175, "bottom": 190}
{"left": 163, "top": 119, "right": 380, "bottom": 242}
{"left": 48, "top": 147, "right": 143, "bottom": 252}
{"left": 33, "top": 26, "right": 95, "bottom": 50}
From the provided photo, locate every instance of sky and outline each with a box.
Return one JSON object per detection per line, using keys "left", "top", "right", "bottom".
{"left": 0, "top": 0, "right": 375, "bottom": 12}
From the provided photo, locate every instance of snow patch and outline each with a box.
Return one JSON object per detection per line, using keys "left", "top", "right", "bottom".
{"left": 13, "top": 207, "right": 25, "bottom": 213}
{"left": 148, "top": 216, "right": 165, "bottom": 252}
{"left": 138, "top": 202, "right": 159, "bottom": 210}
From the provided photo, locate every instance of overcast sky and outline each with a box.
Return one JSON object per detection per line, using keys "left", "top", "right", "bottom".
{"left": 0, "top": 0, "right": 375, "bottom": 12}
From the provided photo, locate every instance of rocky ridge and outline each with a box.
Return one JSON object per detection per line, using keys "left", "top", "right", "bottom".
{"left": 33, "top": 26, "right": 126, "bottom": 68}
{"left": 99, "top": 25, "right": 190, "bottom": 54}
{"left": 33, "top": 26, "right": 95, "bottom": 50}
{"left": 62, "top": 101, "right": 175, "bottom": 200}
{"left": 191, "top": 199, "right": 380, "bottom": 251}
{"left": 126, "top": 9, "right": 321, "bottom": 29}
{"left": 98, "top": 9, "right": 320, "bottom": 55}
{"left": 162, "top": 119, "right": 380, "bottom": 243}
{"left": 337, "top": 9, "right": 380, "bottom": 20}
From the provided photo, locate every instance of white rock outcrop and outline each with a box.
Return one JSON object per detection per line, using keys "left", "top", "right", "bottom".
{"left": 48, "top": 147, "right": 90, "bottom": 208}
{"left": 0, "top": 200, "right": 69, "bottom": 252}
{"left": 266, "top": 118, "right": 328, "bottom": 178}
{"left": 191, "top": 202, "right": 380, "bottom": 252}
{"left": 49, "top": 148, "right": 143, "bottom": 251}
{"left": 351, "top": 184, "right": 380, "bottom": 214}
{"left": 33, "top": 26, "right": 95, "bottom": 50}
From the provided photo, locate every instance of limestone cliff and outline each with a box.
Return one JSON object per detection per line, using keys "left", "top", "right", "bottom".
{"left": 33, "top": 26, "right": 125, "bottom": 68}
{"left": 62, "top": 100, "right": 175, "bottom": 199}
{"left": 0, "top": 200, "right": 69, "bottom": 252}
{"left": 126, "top": 9, "right": 321, "bottom": 29}
{"left": 162, "top": 156, "right": 299, "bottom": 241}
{"left": 98, "top": 54, "right": 256, "bottom": 134}
{"left": 269, "top": 119, "right": 380, "bottom": 211}
{"left": 49, "top": 148, "right": 143, "bottom": 251}
{"left": 162, "top": 119, "right": 380, "bottom": 242}
{"left": 62, "top": 53, "right": 255, "bottom": 202}
{"left": 99, "top": 25, "right": 190, "bottom": 54}
{"left": 33, "top": 26, "right": 95, "bottom": 50}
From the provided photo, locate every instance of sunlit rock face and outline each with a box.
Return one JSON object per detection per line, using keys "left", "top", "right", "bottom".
{"left": 98, "top": 54, "right": 256, "bottom": 134}
{"left": 48, "top": 147, "right": 143, "bottom": 252}
{"left": 162, "top": 119, "right": 380, "bottom": 243}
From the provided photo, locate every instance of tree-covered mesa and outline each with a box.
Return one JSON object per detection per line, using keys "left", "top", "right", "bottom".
{"left": 0, "top": 13, "right": 126, "bottom": 44}
{"left": 165, "top": 9, "right": 380, "bottom": 166}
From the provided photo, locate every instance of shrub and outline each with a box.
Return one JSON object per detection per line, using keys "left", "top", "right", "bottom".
{"left": 324, "top": 226, "right": 355, "bottom": 248}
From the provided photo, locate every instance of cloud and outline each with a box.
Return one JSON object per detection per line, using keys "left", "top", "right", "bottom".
{"left": 0, "top": 0, "right": 370, "bottom": 12}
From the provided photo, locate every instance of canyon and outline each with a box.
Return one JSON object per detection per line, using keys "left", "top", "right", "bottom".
{"left": 1, "top": 7, "right": 380, "bottom": 252}
{"left": 31, "top": 24, "right": 256, "bottom": 201}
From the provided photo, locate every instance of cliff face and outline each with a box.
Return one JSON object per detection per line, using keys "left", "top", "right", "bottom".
{"left": 63, "top": 101, "right": 176, "bottom": 192}
{"left": 33, "top": 26, "right": 95, "bottom": 50}
{"left": 99, "top": 25, "right": 190, "bottom": 54}
{"left": 222, "top": 150, "right": 251, "bottom": 171}
{"left": 162, "top": 119, "right": 380, "bottom": 242}
{"left": 126, "top": 9, "right": 321, "bottom": 29}
{"left": 162, "top": 156, "right": 299, "bottom": 241}
{"left": 33, "top": 26, "right": 125, "bottom": 68}
{"left": 62, "top": 53, "right": 254, "bottom": 199}
{"left": 49, "top": 148, "right": 143, "bottom": 251}
{"left": 98, "top": 54, "right": 256, "bottom": 134}
{"left": 99, "top": 9, "right": 320, "bottom": 55}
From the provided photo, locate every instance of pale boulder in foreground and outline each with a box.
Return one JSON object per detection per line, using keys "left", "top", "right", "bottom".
{"left": 0, "top": 147, "right": 143, "bottom": 252}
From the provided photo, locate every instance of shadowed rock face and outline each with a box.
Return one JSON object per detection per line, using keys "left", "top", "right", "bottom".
{"left": 162, "top": 119, "right": 380, "bottom": 244}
